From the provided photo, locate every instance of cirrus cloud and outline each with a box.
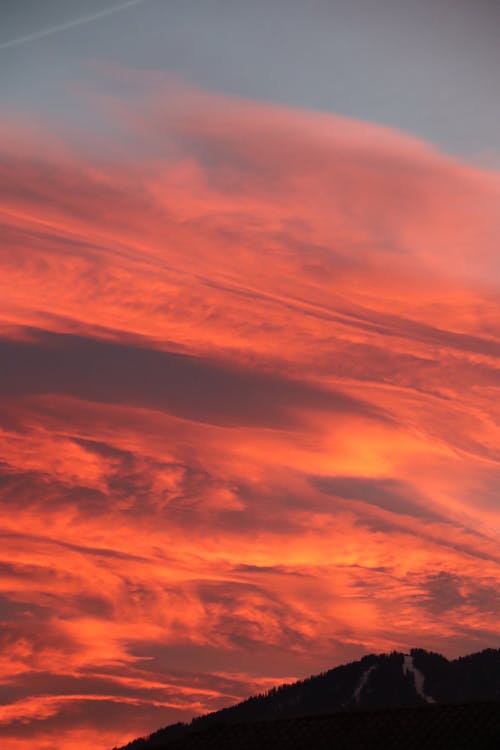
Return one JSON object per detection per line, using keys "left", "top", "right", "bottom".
{"left": 0, "top": 71, "right": 499, "bottom": 750}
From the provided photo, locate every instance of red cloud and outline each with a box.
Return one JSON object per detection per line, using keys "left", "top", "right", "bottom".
{"left": 0, "top": 75, "right": 499, "bottom": 749}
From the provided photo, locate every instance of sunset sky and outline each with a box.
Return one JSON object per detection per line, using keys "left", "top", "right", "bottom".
{"left": 1, "top": 2, "right": 499, "bottom": 749}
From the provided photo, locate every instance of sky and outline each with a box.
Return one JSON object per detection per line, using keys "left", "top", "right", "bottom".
{"left": 0, "top": 1, "right": 499, "bottom": 749}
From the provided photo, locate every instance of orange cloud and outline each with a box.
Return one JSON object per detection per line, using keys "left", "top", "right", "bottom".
{"left": 0, "top": 73, "right": 498, "bottom": 749}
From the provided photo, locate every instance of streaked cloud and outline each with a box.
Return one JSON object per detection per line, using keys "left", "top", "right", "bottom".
{"left": 0, "top": 72, "right": 498, "bottom": 749}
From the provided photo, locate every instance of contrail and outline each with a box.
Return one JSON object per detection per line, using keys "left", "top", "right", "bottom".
{"left": 0, "top": 0, "right": 147, "bottom": 51}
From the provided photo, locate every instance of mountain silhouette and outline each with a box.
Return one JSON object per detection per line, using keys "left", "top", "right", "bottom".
{"left": 114, "top": 648, "right": 500, "bottom": 749}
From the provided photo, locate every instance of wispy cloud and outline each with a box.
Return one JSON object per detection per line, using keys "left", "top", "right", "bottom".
{"left": 0, "top": 73, "right": 499, "bottom": 749}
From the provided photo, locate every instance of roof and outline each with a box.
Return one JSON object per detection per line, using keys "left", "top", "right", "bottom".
{"left": 150, "top": 701, "right": 500, "bottom": 750}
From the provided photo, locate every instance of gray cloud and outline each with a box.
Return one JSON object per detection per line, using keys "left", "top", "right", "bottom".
{"left": 419, "top": 571, "right": 500, "bottom": 617}
{"left": 310, "top": 475, "right": 444, "bottom": 522}
{"left": 2, "top": 1, "right": 500, "bottom": 159}
{"left": 0, "top": 331, "right": 387, "bottom": 428}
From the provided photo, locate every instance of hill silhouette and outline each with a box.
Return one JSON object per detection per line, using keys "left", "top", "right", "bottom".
{"left": 114, "top": 647, "right": 500, "bottom": 749}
